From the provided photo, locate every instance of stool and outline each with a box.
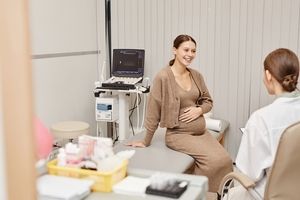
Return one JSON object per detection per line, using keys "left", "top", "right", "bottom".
{"left": 50, "top": 121, "right": 90, "bottom": 145}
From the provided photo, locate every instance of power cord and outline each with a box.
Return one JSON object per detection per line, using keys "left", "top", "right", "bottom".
{"left": 129, "top": 94, "right": 141, "bottom": 136}
{"left": 113, "top": 122, "right": 119, "bottom": 145}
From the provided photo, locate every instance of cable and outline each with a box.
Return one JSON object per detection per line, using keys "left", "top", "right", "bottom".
{"left": 129, "top": 116, "right": 135, "bottom": 136}
{"left": 113, "top": 122, "right": 119, "bottom": 145}
{"left": 136, "top": 91, "right": 140, "bottom": 132}
{"left": 129, "top": 96, "right": 137, "bottom": 135}
{"left": 96, "top": 121, "right": 99, "bottom": 137}
{"left": 129, "top": 94, "right": 142, "bottom": 135}
{"left": 140, "top": 92, "right": 148, "bottom": 130}
{"left": 129, "top": 94, "right": 141, "bottom": 111}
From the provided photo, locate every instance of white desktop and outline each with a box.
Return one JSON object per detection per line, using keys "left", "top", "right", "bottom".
{"left": 86, "top": 169, "right": 208, "bottom": 200}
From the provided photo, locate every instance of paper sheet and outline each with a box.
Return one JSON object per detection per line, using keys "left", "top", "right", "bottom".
{"left": 113, "top": 176, "right": 150, "bottom": 196}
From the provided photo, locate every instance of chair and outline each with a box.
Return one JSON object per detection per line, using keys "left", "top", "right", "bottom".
{"left": 218, "top": 121, "right": 300, "bottom": 200}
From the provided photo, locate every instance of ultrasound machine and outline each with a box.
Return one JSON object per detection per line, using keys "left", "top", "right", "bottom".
{"left": 101, "top": 49, "right": 145, "bottom": 90}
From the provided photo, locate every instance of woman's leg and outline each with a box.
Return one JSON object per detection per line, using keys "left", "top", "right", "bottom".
{"left": 166, "top": 131, "right": 233, "bottom": 192}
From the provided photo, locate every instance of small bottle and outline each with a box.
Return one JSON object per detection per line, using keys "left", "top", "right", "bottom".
{"left": 57, "top": 148, "right": 66, "bottom": 166}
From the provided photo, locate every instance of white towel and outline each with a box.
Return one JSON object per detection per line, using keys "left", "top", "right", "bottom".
{"left": 37, "top": 175, "right": 94, "bottom": 200}
{"left": 205, "top": 118, "right": 222, "bottom": 132}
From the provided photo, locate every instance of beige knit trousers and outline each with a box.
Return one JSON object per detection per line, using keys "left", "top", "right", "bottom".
{"left": 165, "top": 130, "right": 233, "bottom": 192}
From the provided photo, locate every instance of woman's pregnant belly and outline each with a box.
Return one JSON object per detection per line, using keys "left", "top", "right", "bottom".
{"left": 168, "top": 107, "right": 206, "bottom": 135}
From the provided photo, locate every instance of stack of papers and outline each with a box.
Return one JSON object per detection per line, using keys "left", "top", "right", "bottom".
{"left": 112, "top": 176, "right": 150, "bottom": 197}
{"left": 37, "top": 175, "right": 94, "bottom": 200}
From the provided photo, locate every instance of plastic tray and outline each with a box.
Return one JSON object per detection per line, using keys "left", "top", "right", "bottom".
{"left": 47, "top": 159, "right": 128, "bottom": 192}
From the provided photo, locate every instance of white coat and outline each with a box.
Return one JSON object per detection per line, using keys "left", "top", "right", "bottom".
{"left": 236, "top": 92, "right": 300, "bottom": 198}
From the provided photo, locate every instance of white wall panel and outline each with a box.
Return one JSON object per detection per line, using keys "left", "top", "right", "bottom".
{"left": 183, "top": 0, "right": 194, "bottom": 34}
{"left": 164, "top": 0, "right": 173, "bottom": 64}
{"left": 214, "top": 0, "right": 231, "bottom": 120}
{"left": 110, "top": 0, "right": 300, "bottom": 158}
{"left": 157, "top": 0, "right": 165, "bottom": 69}
{"left": 197, "top": 0, "right": 207, "bottom": 78}
{"left": 30, "top": 0, "right": 97, "bottom": 54}
{"left": 206, "top": 0, "right": 216, "bottom": 98}
{"left": 151, "top": 0, "right": 159, "bottom": 73}
{"left": 29, "top": 0, "right": 102, "bottom": 135}
{"left": 227, "top": 0, "right": 241, "bottom": 153}
{"left": 137, "top": 0, "right": 145, "bottom": 48}
{"left": 249, "top": 0, "right": 264, "bottom": 113}
{"left": 32, "top": 55, "right": 98, "bottom": 134}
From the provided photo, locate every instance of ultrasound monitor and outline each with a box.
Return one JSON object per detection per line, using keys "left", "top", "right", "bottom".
{"left": 112, "top": 49, "right": 145, "bottom": 77}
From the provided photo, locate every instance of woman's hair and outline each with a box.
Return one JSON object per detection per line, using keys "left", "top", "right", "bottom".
{"left": 169, "top": 34, "right": 197, "bottom": 66}
{"left": 264, "top": 48, "right": 299, "bottom": 92}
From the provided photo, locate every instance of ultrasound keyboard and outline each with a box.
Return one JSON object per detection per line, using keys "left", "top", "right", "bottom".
{"left": 101, "top": 82, "right": 136, "bottom": 90}
{"left": 100, "top": 76, "right": 142, "bottom": 90}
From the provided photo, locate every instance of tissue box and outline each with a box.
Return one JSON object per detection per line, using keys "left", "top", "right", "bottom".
{"left": 47, "top": 159, "right": 128, "bottom": 192}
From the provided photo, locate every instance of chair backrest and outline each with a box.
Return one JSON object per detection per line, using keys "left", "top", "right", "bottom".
{"left": 264, "top": 121, "right": 300, "bottom": 200}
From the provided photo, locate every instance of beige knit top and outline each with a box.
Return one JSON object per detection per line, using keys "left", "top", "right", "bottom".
{"left": 143, "top": 66, "right": 213, "bottom": 146}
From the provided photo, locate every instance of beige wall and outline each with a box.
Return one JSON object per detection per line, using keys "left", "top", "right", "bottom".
{"left": 110, "top": 0, "right": 300, "bottom": 158}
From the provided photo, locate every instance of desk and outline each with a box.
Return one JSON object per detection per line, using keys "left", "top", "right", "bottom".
{"left": 37, "top": 163, "right": 207, "bottom": 200}
{"left": 94, "top": 88, "right": 145, "bottom": 141}
{"left": 86, "top": 169, "right": 208, "bottom": 200}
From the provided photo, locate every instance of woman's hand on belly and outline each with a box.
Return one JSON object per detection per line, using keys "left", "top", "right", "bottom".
{"left": 179, "top": 106, "right": 203, "bottom": 123}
